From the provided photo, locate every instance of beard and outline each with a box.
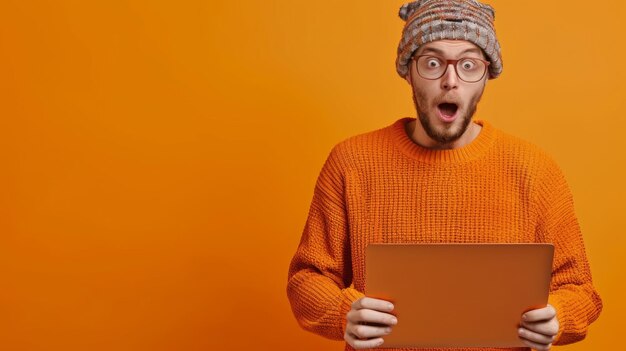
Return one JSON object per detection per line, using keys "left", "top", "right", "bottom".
{"left": 411, "top": 86, "right": 483, "bottom": 145}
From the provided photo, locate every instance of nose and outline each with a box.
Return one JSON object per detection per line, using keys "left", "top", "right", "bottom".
{"left": 441, "top": 63, "right": 459, "bottom": 90}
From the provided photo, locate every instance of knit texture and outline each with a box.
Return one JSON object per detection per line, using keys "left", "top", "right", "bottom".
{"left": 287, "top": 117, "right": 603, "bottom": 351}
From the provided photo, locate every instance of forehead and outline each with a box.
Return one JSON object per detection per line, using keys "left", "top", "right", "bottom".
{"left": 416, "top": 40, "right": 485, "bottom": 58}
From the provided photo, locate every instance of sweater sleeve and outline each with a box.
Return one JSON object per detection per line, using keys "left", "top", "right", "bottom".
{"left": 286, "top": 145, "right": 365, "bottom": 340}
{"left": 534, "top": 158, "right": 603, "bottom": 345}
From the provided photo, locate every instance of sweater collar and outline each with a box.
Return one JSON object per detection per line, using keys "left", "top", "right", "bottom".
{"left": 390, "top": 117, "right": 497, "bottom": 164}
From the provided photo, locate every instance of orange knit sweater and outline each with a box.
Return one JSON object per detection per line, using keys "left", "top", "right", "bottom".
{"left": 287, "top": 117, "right": 603, "bottom": 351}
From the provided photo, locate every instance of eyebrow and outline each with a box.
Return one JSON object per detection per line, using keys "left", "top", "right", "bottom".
{"left": 420, "top": 47, "right": 483, "bottom": 57}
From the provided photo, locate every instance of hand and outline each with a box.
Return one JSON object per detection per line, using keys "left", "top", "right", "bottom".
{"left": 344, "top": 297, "right": 398, "bottom": 349}
{"left": 518, "top": 304, "right": 559, "bottom": 351}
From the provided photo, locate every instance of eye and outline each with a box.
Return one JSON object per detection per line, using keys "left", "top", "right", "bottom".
{"left": 426, "top": 58, "right": 441, "bottom": 68}
{"left": 460, "top": 59, "right": 477, "bottom": 70}
{"left": 427, "top": 60, "right": 440, "bottom": 68}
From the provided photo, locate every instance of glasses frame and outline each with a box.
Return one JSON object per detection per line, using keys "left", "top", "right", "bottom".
{"left": 412, "top": 55, "right": 491, "bottom": 83}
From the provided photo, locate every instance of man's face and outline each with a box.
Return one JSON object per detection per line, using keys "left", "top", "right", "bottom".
{"left": 406, "top": 40, "right": 488, "bottom": 147}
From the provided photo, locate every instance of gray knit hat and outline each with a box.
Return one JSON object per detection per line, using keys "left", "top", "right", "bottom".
{"left": 396, "top": 0, "right": 503, "bottom": 79}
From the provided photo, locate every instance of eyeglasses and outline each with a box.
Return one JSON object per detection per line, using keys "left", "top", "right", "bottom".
{"left": 412, "top": 55, "right": 490, "bottom": 83}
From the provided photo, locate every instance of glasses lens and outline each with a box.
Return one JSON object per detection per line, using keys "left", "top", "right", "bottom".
{"left": 456, "top": 58, "right": 486, "bottom": 82}
{"left": 416, "top": 56, "right": 445, "bottom": 79}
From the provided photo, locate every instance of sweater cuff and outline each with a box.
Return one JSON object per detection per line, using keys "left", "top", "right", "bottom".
{"left": 339, "top": 288, "right": 366, "bottom": 337}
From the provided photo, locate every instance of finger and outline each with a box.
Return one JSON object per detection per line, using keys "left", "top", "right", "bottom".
{"left": 347, "top": 308, "right": 398, "bottom": 326}
{"left": 348, "top": 324, "right": 392, "bottom": 339}
{"left": 522, "top": 304, "right": 556, "bottom": 322}
{"left": 518, "top": 337, "right": 552, "bottom": 351}
{"left": 345, "top": 333, "right": 385, "bottom": 350}
{"left": 353, "top": 297, "right": 395, "bottom": 313}
{"left": 521, "top": 319, "right": 559, "bottom": 336}
{"left": 518, "top": 327, "right": 555, "bottom": 345}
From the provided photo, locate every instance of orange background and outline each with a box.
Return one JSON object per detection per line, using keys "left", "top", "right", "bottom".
{"left": 0, "top": 1, "right": 623, "bottom": 350}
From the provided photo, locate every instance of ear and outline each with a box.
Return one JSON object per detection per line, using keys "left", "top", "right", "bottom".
{"left": 405, "top": 67, "right": 413, "bottom": 86}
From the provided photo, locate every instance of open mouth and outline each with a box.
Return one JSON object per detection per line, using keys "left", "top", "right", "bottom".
{"left": 437, "top": 102, "right": 459, "bottom": 122}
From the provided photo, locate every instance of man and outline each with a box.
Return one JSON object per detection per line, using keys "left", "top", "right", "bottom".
{"left": 286, "top": 1, "right": 603, "bottom": 350}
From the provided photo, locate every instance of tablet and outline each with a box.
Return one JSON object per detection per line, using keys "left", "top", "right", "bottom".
{"left": 365, "top": 243, "right": 554, "bottom": 348}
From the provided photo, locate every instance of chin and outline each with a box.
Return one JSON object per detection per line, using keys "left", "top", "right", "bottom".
{"left": 421, "top": 112, "right": 471, "bottom": 145}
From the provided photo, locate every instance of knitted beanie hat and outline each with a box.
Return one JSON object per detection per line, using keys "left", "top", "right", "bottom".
{"left": 396, "top": 0, "right": 503, "bottom": 79}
